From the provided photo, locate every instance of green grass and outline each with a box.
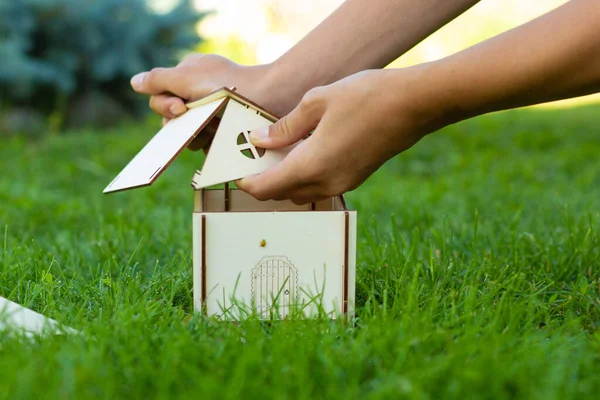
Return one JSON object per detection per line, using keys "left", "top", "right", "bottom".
{"left": 1, "top": 104, "right": 599, "bottom": 399}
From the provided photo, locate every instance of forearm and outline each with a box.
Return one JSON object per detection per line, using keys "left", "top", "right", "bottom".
{"left": 266, "top": 0, "right": 480, "bottom": 111}
{"left": 236, "top": 0, "right": 598, "bottom": 202}
{"left": 415, "top": 0, "right": 600, "bottom": 127}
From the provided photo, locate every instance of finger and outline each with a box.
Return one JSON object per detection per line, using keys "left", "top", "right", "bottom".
{"left": 130, "top": 67, "right": 193, "bottom": 97}
{"left": 177, "top": 53, "right": 204, "bottom": 67}
{"left": 235, "top": 156, "right": 308, "bottom": 201}
{"left": 150, "top": 94, "right": 187, "bottom": 118}
{"left": 290, "top": 192, "right": 329, "bottom": 206}
{"left": 248, "top": 90, "right": 325, "bottom": 149}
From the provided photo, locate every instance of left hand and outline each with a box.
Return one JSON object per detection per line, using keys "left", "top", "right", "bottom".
{"left": 236, "top": 68, "right": 442, "bottom": 204}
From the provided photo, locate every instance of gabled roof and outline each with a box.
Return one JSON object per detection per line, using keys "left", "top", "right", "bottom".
{"left": 186, "top": 87, "right": 280, "bottom": 122}
{"left": 103, "top": 88, "right": 296, "bottom": 194}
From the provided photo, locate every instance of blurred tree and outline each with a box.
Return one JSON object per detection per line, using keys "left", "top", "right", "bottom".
{"left": 0, "top": 0, "right": 204, "bottom": 133}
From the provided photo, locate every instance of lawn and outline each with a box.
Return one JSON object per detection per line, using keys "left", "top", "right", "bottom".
{"left": 0, "top": 104, "right": 599, "bottom": 399}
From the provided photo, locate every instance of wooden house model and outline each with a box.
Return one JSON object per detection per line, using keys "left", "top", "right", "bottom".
{"left": 103, "top": 88, "right": 357, "bottom": 320}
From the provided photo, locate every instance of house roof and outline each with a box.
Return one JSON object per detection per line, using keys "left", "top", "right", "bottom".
{"left": 186, "top": 87, "right": 280, "bottom": 122}
{"left": 103, "top": 87, "right": 294, "bottom": 194}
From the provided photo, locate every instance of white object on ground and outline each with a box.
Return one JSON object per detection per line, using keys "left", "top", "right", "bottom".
{"left": 0, "top": 296, "right": 76, "bottom": 336}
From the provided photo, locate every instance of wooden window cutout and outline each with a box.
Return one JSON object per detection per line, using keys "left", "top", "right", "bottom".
{"left": 237, "top": 131, "right": 265, "bottom": 159}
{"left": 236, "top": 132, "right": 247, "bottom": 145}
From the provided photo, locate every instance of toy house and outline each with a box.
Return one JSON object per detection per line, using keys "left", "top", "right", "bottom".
{"left": 103, "top": 88, "right": 357, "bottom": 320}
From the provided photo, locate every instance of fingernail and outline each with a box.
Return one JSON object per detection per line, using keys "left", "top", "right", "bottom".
{"left": 170, "top": 103, "right": 187, "bottom": 116}
{"left": 249, "top": 127, "right": 269, "bottom": 142}
{"left": 130, "top": 72, "right": 147, "bottom": 89}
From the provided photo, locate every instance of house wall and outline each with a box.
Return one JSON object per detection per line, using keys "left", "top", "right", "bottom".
{"left": 192, "top": 209, "right": 357, "bottom": 320}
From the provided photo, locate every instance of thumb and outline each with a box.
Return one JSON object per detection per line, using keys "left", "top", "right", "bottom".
{"left": 131, "top": 67, "right": 202, "bottom": 98}
{"left": 249, "top": 94, "right": 324, "bottom": 149}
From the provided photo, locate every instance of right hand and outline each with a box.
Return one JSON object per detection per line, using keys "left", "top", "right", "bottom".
{"left": 236, "top": 68, "right": 438, "bottom": 204}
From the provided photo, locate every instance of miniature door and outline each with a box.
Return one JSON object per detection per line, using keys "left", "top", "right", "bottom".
{"left": 251, "top": 256, "right": 298, "bottom": 319}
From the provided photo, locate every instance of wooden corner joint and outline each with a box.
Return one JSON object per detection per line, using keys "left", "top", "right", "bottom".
{"left": 201, "top": 214, "right": 207, "bottom": 313}
{"left": 343, "top": 211, "right": 350, "bottom": 317}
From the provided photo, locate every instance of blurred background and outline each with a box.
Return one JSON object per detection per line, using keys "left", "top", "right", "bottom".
{"left": 1, "top": 0, "right": 597, "bottom": 137}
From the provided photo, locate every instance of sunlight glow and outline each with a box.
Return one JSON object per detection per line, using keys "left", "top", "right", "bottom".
{"left": 191, "top": 0, "right": 599, "bottom": 107}
{"left": 256, "top": 33, "right": 293, "bottom": 63}
{"left": 147, "top": 0, "right": 181, "bottom": 14}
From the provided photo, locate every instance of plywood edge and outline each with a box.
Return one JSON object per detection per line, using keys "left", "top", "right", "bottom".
{"left": 143, "top": 97, "right": 229, "bottom": 188}
{"left": 191, "top": 188, "right": 355, "bottom": 212}
{"left": 193, "top": 210, "right": 351, "bottom": 216}
{"left": 337, "top": 195, "right": 348, "bottom": 211}
{"left": 103, "top": 181, "right": 152, "bottom": 195}
{"left": 193, "top": 188, "right": 203, "bottom": 212}
{"left": 190, "top": 170, "right": 203, "bottom": 191}
{"left": 186, "top": 88, "right": 231, "bottom": 110}
{"left": 103, "top": 97, "right": 229, "bottom": 195}
{"left": 343, "top": 211, "right": 350, "bottom": 318}
{"left": 192, "top": 214, "right": 203, "bottom": 312}
{"left": 345, "top": 211, "right": 358, "bottom": 320}
{"left": 201, "top": 214, "right": 207, "bottom": 314}
{"left": 186, "top": 87, "right": 280, "bottom": 122}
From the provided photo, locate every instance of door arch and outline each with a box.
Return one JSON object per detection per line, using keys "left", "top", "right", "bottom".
{"left": 251, "top": 256, "right": 297, "bottom": 319}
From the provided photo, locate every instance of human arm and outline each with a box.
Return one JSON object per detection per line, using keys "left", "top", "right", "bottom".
{"left": 236, "top": 0, "right": 600, "bottom": 204}
{"left": 130, "top": 0, "right": 480, "bottom": 120}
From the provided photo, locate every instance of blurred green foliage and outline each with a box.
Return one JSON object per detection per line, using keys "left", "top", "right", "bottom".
{"left": 0, "top": 0, "right": 204, "bottom": 133}
{"left": 197, "top": 36, "right": 258, "bottom": 66}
